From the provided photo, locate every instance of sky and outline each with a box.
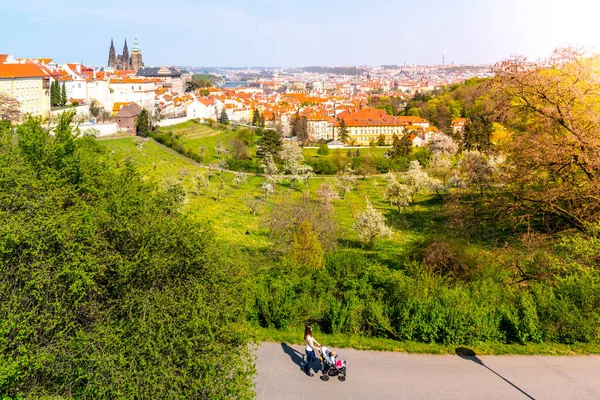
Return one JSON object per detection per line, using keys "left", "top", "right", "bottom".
{"left": 2, "top": 0, "right": 600, "bottom": 67}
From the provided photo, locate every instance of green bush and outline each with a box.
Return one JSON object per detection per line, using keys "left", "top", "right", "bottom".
{"left": 254, "top": 247, "right": 600, "bottom": 346}
{"left": 0, "top": 114, "right": 255, "bottom": 398}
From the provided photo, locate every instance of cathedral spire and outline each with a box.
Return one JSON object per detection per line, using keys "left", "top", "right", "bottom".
{"left": 122, "top": 38, "right": 130, "bottom": 70}
{"left": 108, "top": 37, "right": 117, "bottom": 68}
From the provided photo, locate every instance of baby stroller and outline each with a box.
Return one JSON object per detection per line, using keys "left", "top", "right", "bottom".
{"left": 319, "top": 346, "right": 347, "bottom": 382}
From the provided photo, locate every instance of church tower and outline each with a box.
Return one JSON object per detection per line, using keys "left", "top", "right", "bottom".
{"left": 131, "top": 37, "right": 144, "bottom": 71}
{"left": 108, "top": 38, "right": 116, "bottom": 69}
{"left": 122, "top": 39, "right": 130, "bottom": 70}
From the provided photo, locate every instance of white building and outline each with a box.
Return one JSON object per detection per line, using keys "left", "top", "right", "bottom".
{"left": 109, "top": 78, "right": 156, "bottom": 110}
{"left": 186, "top": 98, "right": 216, "bottom": 120}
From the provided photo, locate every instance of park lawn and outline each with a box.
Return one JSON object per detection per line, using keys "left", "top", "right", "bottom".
{"left": 303, "top": 147, "right": 391, "bottom": 159}
{"left": 158, "top": 122, "right": 258, "bottom": 162}
{"left": 101, "top": 136, "right": 496, "bottom": 274}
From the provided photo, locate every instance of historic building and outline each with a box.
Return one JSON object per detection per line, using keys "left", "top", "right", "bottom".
{"left": 108, "top": 37, "right": 144, "bottom": 70}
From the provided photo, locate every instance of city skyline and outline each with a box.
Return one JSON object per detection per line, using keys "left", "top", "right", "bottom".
{"left": 3, "top": 0, "right": 600, "bottom": 67}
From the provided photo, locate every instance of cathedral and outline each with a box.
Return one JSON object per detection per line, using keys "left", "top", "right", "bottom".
{"left": 108, "top": 37, "right": 144, "bottom": 71}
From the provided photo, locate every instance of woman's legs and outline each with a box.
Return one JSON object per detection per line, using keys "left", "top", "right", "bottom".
{"left": 303, "top": 349, "right": 316, "bottom": 375}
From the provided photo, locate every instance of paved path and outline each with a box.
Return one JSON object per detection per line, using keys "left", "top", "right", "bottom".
{"left": 255, "top": 342, "right": 600, "bottom": 400}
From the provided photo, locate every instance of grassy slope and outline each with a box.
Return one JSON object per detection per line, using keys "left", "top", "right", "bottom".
{"left": 101, "top": 136, "right": 598, "bottom": 355}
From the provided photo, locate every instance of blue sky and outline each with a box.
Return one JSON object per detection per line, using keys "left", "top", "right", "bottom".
{"left": 3, "top": 0, "right": 600, "bottom": 67}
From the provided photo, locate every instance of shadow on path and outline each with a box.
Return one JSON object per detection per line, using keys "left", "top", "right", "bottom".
{"left": 281, "top": 343, "right": 322, "bottom": 374}
{"left": 456, "top": 347, "right": 536, "bottom": 400}
{"left": 281, "top": 343, "right": 305, "bottom": 369}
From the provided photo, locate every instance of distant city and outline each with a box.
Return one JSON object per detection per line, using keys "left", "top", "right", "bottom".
{"left": 0, "top": 36, "right": 490, "bottom": 140}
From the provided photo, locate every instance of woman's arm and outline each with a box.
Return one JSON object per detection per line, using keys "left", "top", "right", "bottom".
{"left": 311, "top": 338, "right": 321, "bottom": 350}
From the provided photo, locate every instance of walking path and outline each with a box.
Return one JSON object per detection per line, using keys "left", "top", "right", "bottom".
{"left": 255, "top": 342, "right": 600, "bottom": 400}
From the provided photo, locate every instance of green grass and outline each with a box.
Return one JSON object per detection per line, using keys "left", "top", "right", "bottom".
{"left": 101, "top": 136, "right": 496, "bottom": 273}
{"left": 254, "top": 327, "right": 600, "bottom": 355}
{"left": 158, "top": 122, "right": 257, "bottom": 163}
{"left": 303, "top": 147, "right": 390, "bottom": 159}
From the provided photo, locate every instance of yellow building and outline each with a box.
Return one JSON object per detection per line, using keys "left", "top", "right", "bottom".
{"left": 0, "top": 62, "right": 51, "bottom": 118}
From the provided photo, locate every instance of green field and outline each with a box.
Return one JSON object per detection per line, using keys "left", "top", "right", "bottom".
{"left": 101, "top": 136, "right": 473, "bottom": 266}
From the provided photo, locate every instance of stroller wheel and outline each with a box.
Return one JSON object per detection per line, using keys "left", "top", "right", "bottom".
{"left": 338, "top": 375, "right": 346, "bottom": 382}
{"left": 320, "top": 375, "right": 329, "bottom": 382}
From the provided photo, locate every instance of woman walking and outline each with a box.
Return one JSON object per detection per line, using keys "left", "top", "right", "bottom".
{"left": 303, "top": 324, "right": 321, "bottom": 377}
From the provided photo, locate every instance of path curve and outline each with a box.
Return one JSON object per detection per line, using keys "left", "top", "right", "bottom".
{"left": 255, "top": 342, "right": 600, "bottom": 400}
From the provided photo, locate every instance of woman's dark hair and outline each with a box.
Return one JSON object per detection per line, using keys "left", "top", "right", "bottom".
{"left": 304, "top": 324, "right": 313, "bottom": 339}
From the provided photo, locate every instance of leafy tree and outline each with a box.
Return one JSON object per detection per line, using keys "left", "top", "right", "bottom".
{"left": 429, "top": 133, "right": 458, "bottom": 156}
{"left": 491, "top": 48, "right": 600, "bottom": 231}
{"left": 195, "top": 173, "right": 210, "bottom": 195}
{"left": 232, "top": 171, "right": 247, "bottom": 188}
{"left": 290, "top": 219, "right": 325, "bottom": 268}
{"left": 230, "top": 138, "right": 249, "bottom": 160}
{"left": 317, "top": 143, "right": 330, "bottom": 156}
{"left": 337, "top": 118, "right": 350, "bottom": 144}
{"left": 219, "top": 109, "right": 229, "bottom": 125}
{"left": 384, "top": 172, "right": 411, "bottom": 211}
{"left": 61, "top": 82, "right": 67, "bottom": 106}
{"left": 354, "top": 199, "right": 393, "bottom": 246}
{"left": 462, "top": 114, "right": 493, "bottom": 152}
{"left": 290, "top": 111, "right": 308, "bottom": 144}
{"left": 136, "top": 108, "right": 150, "bottom": 137}
{"left": 377, "top": 134, "right": 387, "bottom": 146}
{"left": 256, "top": 129, "right": 282, "bottom": 159}
{"left": 0, "top": 92, "right": 21, "bottom": 122}
{"left": 215, "top": 140, "right": 226, "bottom": 156}
{"left": 334, "top": 165, "right": 356, "bottom": 199}
{"left": 404, "top": 160, "right": 430, "bottom": 201}
{"left": 391, "top": 133, "right": 412, "bottom": 158}
{"left": 0, "top": 114, "right": 255, "bottom": 398}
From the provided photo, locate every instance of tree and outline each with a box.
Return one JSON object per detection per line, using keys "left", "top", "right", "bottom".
{"left": 232, "top": 172, "right": 247, "bottom": 188}
{"left": 317, "top": 144, "right": 330, "bottom": 156}
{"left": 279, "top": 141, "right": 304, "bottom": 165}
{"left": 194, "top": 173, "right": 210, "bottom": 195}
{"left": 219, "top": 109, "right": 229, "bottom": 125}
{"left": 290, "top": 111, "right": 308, "bottom": 145}
{"left": 392, "top": 132, "right": 412, "bottom": 158}
{"left": 337, "top": 119, "right": 350, "bottom": 144}
{"left": 149, "top": 104, "right": 163, "bottom": 130}
{"left": 377, "top": 134, "right": 387, "bottom": 146}
{"left": 404, "top": 160, "right": 429, "bottom": 201}
{"left": 0, "top": 92, "right": 21, "bottom": 122}
{"left": 230, "top": 138, "right": 249, "bottom": 160}
{"left": 462, "top": 115, "right": 493, "bottom": 152}
{"left": 315, "top": 181, "right": 339, "bottom": 208}
{"left": 290, "top": 219, "right": 325, "bottom": 269}
{"left": 136, "top": 108, "right": 150, "bottom": 137}
{"left": 354, "top": 199, "right": 393, "bottom": 246}
{"left": 50, "top": 80, "right": 60, "bottom": 107}
{"left": 491, "top": 48, "right": 600, "bottom": 231}
{"left": 429, "top": 133, "right": 458, "bottom": 156}
{"left": 266, "top": 194, "right": 338, "bottom": 254}
{"left": 384, "top": 172, "right": 411, "bottom": 211}
{"left": 61, "top": 82, "right": 67, "bottom": 106}
{"left": 261, "top": 152, "right": 280, "bottom": 181}
{"left": 0, "top": 114, "right": 255, "bottom": 398}
{"left": 215, "top": 141, "right": 226, "bottom": 156}
{"left": 89, "top": 99, "right": 101, "bottom": 119}
{"left": 256, "top": 129, "right": 282, "bottom": 159}
{"left": 334, "top": 165, "right": 357, "bottom": 199}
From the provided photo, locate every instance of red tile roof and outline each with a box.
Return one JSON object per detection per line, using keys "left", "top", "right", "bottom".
{"left": 0, "top": 63, "right": 48, "bottom": 78}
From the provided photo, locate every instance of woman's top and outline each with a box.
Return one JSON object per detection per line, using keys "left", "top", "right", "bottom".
{"left": 305, "top": 335, "right": 314, "bottom": 352}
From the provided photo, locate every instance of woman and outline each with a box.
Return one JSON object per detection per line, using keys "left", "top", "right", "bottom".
{"left": 303, "top": 324, "right": 321, "bottom": 377}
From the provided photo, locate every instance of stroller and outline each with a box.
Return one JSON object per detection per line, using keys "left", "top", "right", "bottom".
{"left": 319, "top": 346, "right": 347, "bottom": 382}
